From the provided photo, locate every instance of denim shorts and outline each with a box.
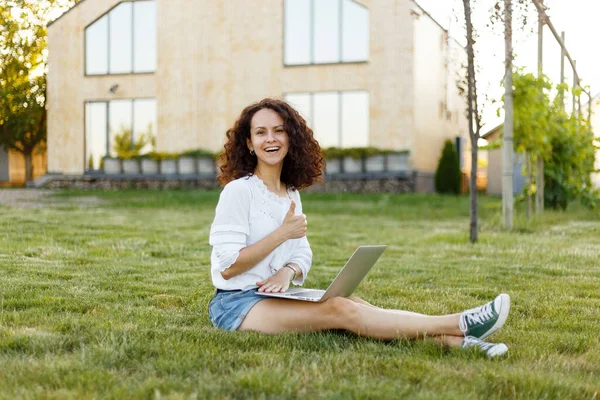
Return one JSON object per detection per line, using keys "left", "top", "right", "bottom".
{"left": 208, "top": 288, "right": 267, "bottom": 331}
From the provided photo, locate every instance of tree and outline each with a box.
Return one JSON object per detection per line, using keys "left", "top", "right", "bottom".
{"left": 488, "top": 0, "right": 535, "bottom": 226}
{"left": 462, "top": 0, "right": 482, "bottom": 242}
{"left": 544, "top": 86, "right": 597, "bottom": 209}
{"left": 512, "top": 69, "right": 552, "bottom": 216}
{"left": 507, "top": 71, "right": 597, "bottom": 210}
{"left": 435, "top": 140, "right": 462, "bottom": 195}
{"left": 0, "top": 0, "right": 75, "bottom": 183}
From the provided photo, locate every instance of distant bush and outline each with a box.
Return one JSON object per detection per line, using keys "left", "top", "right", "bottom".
{"left": 137, "top": 151, "right": 180, "bottom": 161}
{"left": 435, "top": 140, "right": 461, "bottom": 195}
{"left": 322, "top": 147, "right": 408, "bottom": 159}
{"left": 112, "top": 129, "right": 152, "bottom": 159}
{"left": 180, "top": 149, "right": 217, "bottom": 159}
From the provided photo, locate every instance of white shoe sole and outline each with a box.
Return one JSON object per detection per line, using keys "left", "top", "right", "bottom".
{"left": 480, "top": 293, "right": 510, "bottom": 340}
{"left": 487, "top": 343, "right": 509, "bottom": 357}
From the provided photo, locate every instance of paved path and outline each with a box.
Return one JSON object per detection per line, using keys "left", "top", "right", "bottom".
{"left": 0, "top": 189, "right": 56, "bottom": 208}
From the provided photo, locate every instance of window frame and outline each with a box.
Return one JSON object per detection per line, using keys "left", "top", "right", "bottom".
{"left": 83, "top": 97, "right": 157, "bottom": 171}
{"left": 283, "top": 90, "right": 369, "bottom": 148}
{"left": 84, "top": 0, "right": 156, "bottom": 76}
{"left": 283, "top": 0, "right": 369, "bottom": 67}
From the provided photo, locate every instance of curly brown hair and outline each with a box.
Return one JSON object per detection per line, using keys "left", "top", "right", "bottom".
{"left": 217, "top": 98, "right": 325, "bottom": 190}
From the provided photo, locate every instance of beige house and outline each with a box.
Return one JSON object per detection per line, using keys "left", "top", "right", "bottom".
{"left": 482, "top": 125, "right": 526, "bottom": 196}
{"left": 47, "top": 0, "right": 468, "bottom": 191}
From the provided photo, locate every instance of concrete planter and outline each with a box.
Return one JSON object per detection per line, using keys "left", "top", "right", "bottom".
{"left": 178, "top": 156, "right": 196, "bottom": 175}
{"left": 103, "top": 157, "right": 121, "bottom": 175}
{"left": 343, "top": 157, "right": 363, "bottom": 174}
{"left": 386, "top": 153, "right": 410, "bottom": 172}
{"left": 160, "top": 159, "right": 178, "bottom": 175}
{"left": 365, "top": 155, "right": 385, "bottom": 173}
{"left": 325, "top": 158, "right": 342, "bottom": 175}
{"left": 122, "top": 159, "right": 140, "bottom": 174}
{"left": 197, "top": 157, "right": 216, "bottom": 174}
{"left": 140, "top": 158, "right": 159, "bottom": 175}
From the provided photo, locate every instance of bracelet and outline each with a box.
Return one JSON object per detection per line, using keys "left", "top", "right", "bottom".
{"left": 284, "top": 264, "right": 297, "bottom": 282}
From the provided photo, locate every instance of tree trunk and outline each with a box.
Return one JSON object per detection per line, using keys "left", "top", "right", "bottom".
{"left": 527, "top": 154, "right": 532, "bottom": 218}
{"left": 536, "top": 158, "right": 544, "bottom": 212}
{"left": 470, "top": 137, "right": 478, "bottom": 242}
{"left": 503, "top": 0, "right": 514, "bottom": 229}
{"left": 463, "top": 0, "right": 478, "bottom": 243}
{"left": 536, "top": 3, "right": 544, "bottom": 214}
{"left": 24, "top": 151, "right": 34, "bottom": 184}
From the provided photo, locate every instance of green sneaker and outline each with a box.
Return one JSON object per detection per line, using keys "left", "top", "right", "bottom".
{"left": 462, "top": 336, "right": 508, "bottom": 358}
{"left": 459, "top": 293, "right": 510, "bottom": 340}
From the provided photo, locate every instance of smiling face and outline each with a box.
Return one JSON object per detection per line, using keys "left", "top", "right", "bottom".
{"left": 247, "top": 108, "right": 290, "bottom": 169}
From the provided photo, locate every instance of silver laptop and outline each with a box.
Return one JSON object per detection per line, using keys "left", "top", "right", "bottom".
{"left": 256, "top": 245, "right": 386, "bottom": 302}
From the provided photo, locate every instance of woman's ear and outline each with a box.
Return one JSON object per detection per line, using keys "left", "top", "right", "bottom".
{"left": 246, "top": 138, "right": 253, "bottom": 152}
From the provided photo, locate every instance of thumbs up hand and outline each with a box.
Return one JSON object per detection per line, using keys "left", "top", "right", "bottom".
{"left": 280, "top": 201, "right": 307, "bottom": 240}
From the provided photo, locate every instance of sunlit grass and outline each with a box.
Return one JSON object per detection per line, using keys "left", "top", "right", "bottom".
{"left": 0, "top": 189, "right": 599, "bottom": 399}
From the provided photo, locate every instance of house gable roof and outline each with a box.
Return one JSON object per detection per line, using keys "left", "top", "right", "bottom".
{"left": 47, "top": 0, "right": 89, "bottom": 27}
{"left": 481, "top": 123, "right": 503, "bottom": 141}
{"left": 411, "top": 0, "right": 466, "bottom": 50}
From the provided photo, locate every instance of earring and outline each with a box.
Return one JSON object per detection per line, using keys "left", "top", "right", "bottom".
{"left": 250, "top": 150, "right": 255, "bottom": 155}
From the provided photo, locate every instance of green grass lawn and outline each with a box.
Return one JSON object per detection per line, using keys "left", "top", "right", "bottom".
{"left": 0, "top": 189, "right": 599, "bottom": 399}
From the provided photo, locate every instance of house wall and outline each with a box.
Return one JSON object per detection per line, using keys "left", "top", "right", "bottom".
{"left": 47, "top": 0, "right": 464, "bottom": 181}
{"left": 411, "top": 4, "right": 468, "bottom": 180}
{"left": 47, "top": 0, "right": 156, "bottom": 174}
{"left": 486, "top": 147, "right": 525, "bottom": 196}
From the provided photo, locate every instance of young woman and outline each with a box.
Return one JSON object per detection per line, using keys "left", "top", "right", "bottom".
{"left": 208, "top": 98, "right": 510, "bottom": 357}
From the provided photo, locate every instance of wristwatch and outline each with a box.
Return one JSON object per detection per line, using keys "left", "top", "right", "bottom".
{"left": 284, "top": 264, "right": 298, "bottom": 282}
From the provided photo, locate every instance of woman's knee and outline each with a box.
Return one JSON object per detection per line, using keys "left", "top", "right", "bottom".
{"left": 324, "top": 297, "right": 361, "bottom": 328}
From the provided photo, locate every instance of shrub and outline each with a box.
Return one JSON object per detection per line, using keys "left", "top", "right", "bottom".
{"left": 112, "top": 128, "right": 152, "bottom": 159}
{"left": 180, "top": 149, "right": 217, "bottom": 159}
{"left": 137, "top": 151, "right": 180, "bottom": 161}
{"left": 322, "top": 147, "right": 407, "bottom": 160}
{"left": 435, "top": 140, "right": 461, "bottom": 194}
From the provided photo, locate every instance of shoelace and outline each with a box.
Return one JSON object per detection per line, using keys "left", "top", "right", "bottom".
{"left": 463, "top": 337, "right": 493, "bottom": 350}
{"left": 465, "top": 303, "right": 494, "bottom": 325}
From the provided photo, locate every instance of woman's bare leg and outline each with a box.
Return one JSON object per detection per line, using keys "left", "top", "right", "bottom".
{"left": 239, "top": 296, "right": 463, "bottom": 340}
{"left": 346, "top": 296, "right": 464, "bottom": 348}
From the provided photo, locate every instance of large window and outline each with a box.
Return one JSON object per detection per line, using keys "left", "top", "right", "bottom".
{"left": 85, "top": 98, "right": 157, "bottom": 170}
{"left": 85, "top": 0, "right": 156, "bottom": 75}
{"left": 284, "top": 0, "right": 369, "bottom": 66}
{"left": 285, "top": 91, "right": 369, "bottom": 148}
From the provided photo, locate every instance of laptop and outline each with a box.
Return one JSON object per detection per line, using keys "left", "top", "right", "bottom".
{"left": 256, "top": 245, "right": 386, "bottom": 302}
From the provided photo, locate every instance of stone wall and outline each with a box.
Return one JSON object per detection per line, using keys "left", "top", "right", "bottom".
{"left": 38, "top": 174, "right": 415, "bottom": 193}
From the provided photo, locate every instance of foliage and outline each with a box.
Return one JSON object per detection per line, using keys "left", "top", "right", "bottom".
{"left": 137, "top": 151, "right": 180, "bottom": 161}
{"left": 434, "top": 140, "right": 462, "bottom": 195}
{"left": 111, "top": 128, "right": 152, "bottom": 159}
{"left": 322, "top": 147, "right": 407, "bottom": 160}
{"left": 180, "top": 148, "right": 217, "bottom": 159}
{"left": 0, "top": 1, "right": 50, "bottom": 181}
{"left": 502, "top": 70, "right": 597, "bottom": 209}
{"left": 512, "top": 69, "right": 553, "bottom": 161}
{"left": 0, "top": 0, "right": 78, "bottom": 182}
{"left": 544, "top": 103, "right": 597, "bottom": 209}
